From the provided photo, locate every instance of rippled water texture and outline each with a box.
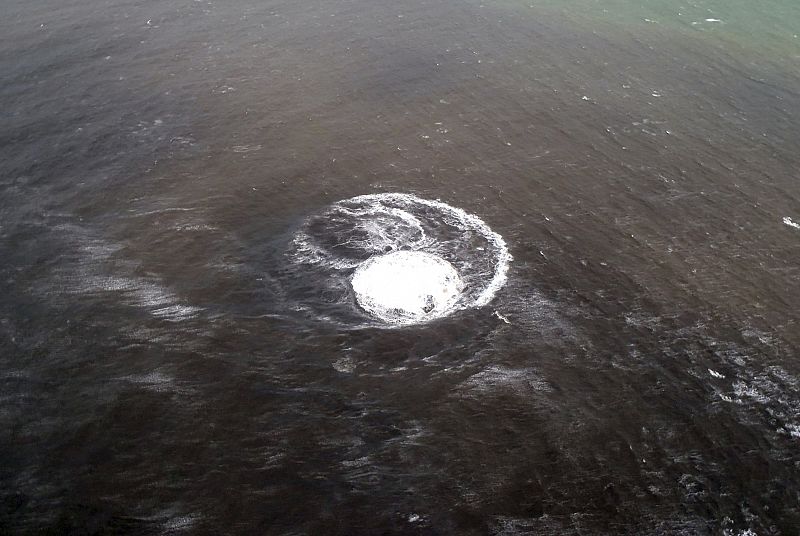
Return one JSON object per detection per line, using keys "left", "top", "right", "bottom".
{"left": 2, "top": 0, "right": 800, "bottom": 534}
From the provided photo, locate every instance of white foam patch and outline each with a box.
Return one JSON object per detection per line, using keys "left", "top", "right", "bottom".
{"left": 352, "top": 251, "right": 462, "bottom": 324}
{"left": 161, "top": 513, "right": 201, "bottom": 532}
{"left": 783, "top": 216, "right": 800, "bottom": 229}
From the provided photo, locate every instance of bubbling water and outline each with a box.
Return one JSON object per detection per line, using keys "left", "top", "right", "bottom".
{"left": 351, "top": 250, "right": 462, "bottom": 325}
{"left": 287, "top": 193, "right": 511, "bottom": 327}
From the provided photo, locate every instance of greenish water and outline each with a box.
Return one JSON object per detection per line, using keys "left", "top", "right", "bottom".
{"left": 500, "top": 0, "right": 800, "bottom": 53}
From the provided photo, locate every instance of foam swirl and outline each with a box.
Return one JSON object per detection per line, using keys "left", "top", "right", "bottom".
{"left": 287, "top": 193, "right": 511, "bottom": 326}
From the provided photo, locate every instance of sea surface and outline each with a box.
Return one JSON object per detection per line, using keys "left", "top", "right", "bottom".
{"left": 2, "top": 0, "right": 800, "bottom": 534}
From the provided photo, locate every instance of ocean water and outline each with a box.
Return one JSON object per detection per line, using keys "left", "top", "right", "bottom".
{"left": 1, "top": 0, "right": 799, "bottom": 534}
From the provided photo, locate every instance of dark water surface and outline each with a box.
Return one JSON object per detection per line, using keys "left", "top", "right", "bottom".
{"left": 2, "top": 0, "right": 800, "bottom": 533}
